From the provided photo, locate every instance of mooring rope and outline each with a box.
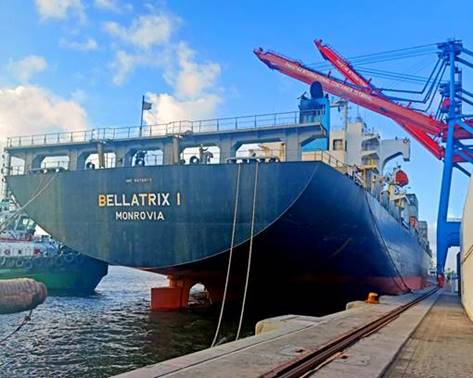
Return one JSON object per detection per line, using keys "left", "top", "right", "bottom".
{"left": 236, "top": 162, "right": 259, "bottom": 340}
{"left": 0, "top": 173, "right": 57, "bottom": 234}
{"left": 0, "top": 310, "right": 33, "bottom": 345}
{"left": 211, "top": 163, "right": 242, "bottom": 347}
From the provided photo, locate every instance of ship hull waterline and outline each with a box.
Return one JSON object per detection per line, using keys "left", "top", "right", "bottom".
{"left": 7, "top": 161, "right": 431, "bottom": 312}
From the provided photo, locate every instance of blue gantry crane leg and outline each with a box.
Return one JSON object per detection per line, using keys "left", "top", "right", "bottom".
{"left": 436, "top": 41, "right": 470, "bottom": 285}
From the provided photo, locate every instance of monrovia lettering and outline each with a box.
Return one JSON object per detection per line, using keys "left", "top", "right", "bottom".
{"left": 115, "top": 211, "right": 165, "bottom": 221}
{"left": 98, "top": 192, "right": 181, "bottom": 207}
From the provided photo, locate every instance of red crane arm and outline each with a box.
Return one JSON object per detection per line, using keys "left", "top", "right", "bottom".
{"left": 314, "top": 39, "right": 372, "bottom": 88}
{"left": 254, "top": 48, "right": 442, "bottom": 137}
{"left": 313, "top": 40, "right": 444, "bottom": 159}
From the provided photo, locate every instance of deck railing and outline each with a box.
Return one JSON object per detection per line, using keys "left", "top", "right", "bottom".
{"left": 6, "top": 109, "right": 325, "bottom": 148}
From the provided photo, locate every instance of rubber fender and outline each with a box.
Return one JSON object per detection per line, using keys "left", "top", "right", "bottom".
{"left": 32, "top": 256, "right": 44, "bottom": 269}
{"left": 23, "top": 258, "right": 33, "bottom": 271}
{"left": 54, "top": 255, "right": 65, "bottom": 267}
{"left": 64, "top": 253, "right": 75, "bottom": 264}
{"left": 74, "top": 254, "right": 84, "bottom": 265}
{"left": 0, "top": 278, "right": 47, "bottom": 314}
{"left": 47, "top": 256, "right": 55, "bottom": 267}
{"left": 15, "top": 258, "right": 24, "bottom": 268}
{"left": 190, "top": 156, "right": 200, "bottom": 164}
{"left": 5, "top": 258, "right": 15, "bottom": 268}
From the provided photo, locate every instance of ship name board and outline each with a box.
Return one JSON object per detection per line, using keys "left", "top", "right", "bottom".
{"left": 98, "top": 192, "right": 182, "bottom": 222}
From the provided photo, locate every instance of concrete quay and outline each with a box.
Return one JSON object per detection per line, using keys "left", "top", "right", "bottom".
{"left": 383, "top": 293, "right": 473, "bottom": 378}
{"left": 113, "top": 288, "right": 473, "bottom": 378}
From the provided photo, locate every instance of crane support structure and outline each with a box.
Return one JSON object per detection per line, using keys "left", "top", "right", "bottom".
{"left": 255, "top": 39, "right": 473, "bottom": 284}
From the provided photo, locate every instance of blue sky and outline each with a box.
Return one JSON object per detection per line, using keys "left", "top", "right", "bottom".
{"left": 0, "top": 0, "right": 472, "bottom": 265}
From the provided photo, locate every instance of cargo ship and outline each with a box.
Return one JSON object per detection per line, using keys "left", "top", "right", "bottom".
{"left": 0, "top": 200, "right": 108, "bottom": 293}
{"left": 3, "top": 88, "right": 431, "bottom": 312}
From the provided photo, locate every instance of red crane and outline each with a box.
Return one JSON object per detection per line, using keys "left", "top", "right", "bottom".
{"left": 254, "top": 44, "right": 473, "bottom": 162}
{"left": 314, "top": 40, "right": 445, "bottom": 159}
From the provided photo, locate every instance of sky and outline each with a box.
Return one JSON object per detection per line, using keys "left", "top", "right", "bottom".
{"left": 0, "top": 0, "right": 472, "bottom": 268}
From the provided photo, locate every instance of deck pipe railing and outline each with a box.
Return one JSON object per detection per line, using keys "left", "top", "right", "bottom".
{"left": 6, "top": 110, "right": 325, "bottom": 148}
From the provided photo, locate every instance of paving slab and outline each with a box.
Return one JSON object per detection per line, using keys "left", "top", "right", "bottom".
{"left": 383, "top": 293, "right": 473, "bottom": 378}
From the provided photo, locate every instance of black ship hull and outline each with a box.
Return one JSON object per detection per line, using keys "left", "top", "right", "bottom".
{"left": 7, "top": 161, "right": 431, "bottom": 310}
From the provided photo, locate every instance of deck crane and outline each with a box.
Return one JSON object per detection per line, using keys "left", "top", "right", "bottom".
{"left": 254, "top": 40, "right": 473, "bottom": 285}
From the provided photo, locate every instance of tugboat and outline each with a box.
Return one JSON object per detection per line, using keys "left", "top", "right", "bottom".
{"left": 0, "top": 200, "right": 108, "bottom": 294}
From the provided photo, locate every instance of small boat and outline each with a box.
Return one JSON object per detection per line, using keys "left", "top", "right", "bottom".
{"left": 0, "top": 200, "right": 107, "bottom": 294}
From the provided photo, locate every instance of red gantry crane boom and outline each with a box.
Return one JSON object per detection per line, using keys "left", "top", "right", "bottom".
{"left": 312, "top": 39, "right": 445, "bottom": 160}
{"left": 253, "top": 46, "right": 473, "bottom": 161}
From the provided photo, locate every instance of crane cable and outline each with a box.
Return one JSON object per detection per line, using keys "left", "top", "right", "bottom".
{"left": 211, "top": 163, "right": 242, "bottom": 347}
{"left": 236, "top": 162, "right": 259, "bottom": 340}
{"left": 307, "top": 43, "right": 438, "bottom": 70}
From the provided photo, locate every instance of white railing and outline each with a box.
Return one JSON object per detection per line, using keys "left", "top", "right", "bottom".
{"left": 6, "top": 110, "right": 325, "bottom": 148}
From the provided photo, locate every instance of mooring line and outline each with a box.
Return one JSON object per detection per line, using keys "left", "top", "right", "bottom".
{"left": 0, "top": 310, "right": 33, "bottom": 345}
{"left": 0, "top": 172, "right": 58, "bottom": 233}
{"left": 236, "top": 162, "right": 259, "bottom": 340}
{"left": 211, "top": 163, "right": 242, "bottom": 347}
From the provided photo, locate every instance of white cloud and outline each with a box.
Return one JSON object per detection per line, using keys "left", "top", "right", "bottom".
{"left": 70, "top": 89, "right": 87, "bottom": 103}
{"left": 104, "top": 11, "right": 221, "bottom": 121}
{"left": 143, "top": 44, "right": 222, "bottom": 123}
{"left": 59, "top": 37, "right": 98, "bottom": 51}
{"left": 109, "top": 48, "right": 172, "bottom": 86}
{"left": 110, "top": 50, "right": 142, "bottom": 86}
{"left": 143, "top": 93, "right": 221, "bottom": 124}
{"left": 103, "top": 14, "right": 176, "bottom": 49}
{"left": 171, "top": 42, "right": 221, "bottom": 99}
{"left": 94, "top": 0, "right": 131, "bottom": 13}
{"left": 9, "top": 55, "right": 48, "bottom": 82}
{"left": 34, "top": 0, "right": 84, "bottom": 21}
{"left": 0, "top": 85, "right": 87, "bottom": 136}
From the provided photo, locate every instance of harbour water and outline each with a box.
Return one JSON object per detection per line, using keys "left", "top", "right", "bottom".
{"left": 0, "top": 266, "right": 233, "bottom": 378}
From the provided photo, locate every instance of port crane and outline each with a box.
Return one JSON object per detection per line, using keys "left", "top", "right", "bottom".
{"left": 255, "top": 40, "right": 473, "bottom": 284}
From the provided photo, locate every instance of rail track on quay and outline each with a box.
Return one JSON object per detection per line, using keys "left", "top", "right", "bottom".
{"left": 262, "top": 287, "right": 439, "bottom": 378}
